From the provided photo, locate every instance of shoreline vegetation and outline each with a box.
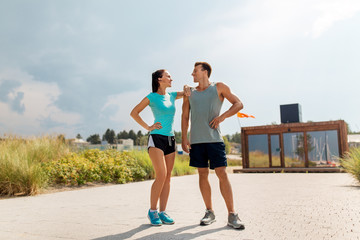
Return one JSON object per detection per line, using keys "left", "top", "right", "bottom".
{"left": 3, "top": 135, "right": 357, "bottom": 198}
{"left": 340, "top": 147, "right": 360, "bottom": 183}
{"left": 0, "top": 136, "right": 241, "bottom": 197}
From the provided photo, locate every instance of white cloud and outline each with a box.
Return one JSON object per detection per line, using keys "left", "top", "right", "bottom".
{"left": 101, "top": 89, "right": 187, "bottom": 134}
{"left": 0, "top": 68, "right": 82, "bottom": 136}
{"left": 101, "top": 89, "right": 153, "bottom": 132}
{"left": 311, "top": 0, "right": 360, "bottom": 38}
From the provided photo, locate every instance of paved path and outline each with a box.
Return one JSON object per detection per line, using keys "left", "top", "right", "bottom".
{"left": 1, "top": 173, "right": 360, "bottom": 240}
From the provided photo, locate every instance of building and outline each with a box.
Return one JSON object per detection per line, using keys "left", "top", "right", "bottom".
{"left": 348, "top": 134, "right": 360, "bottom": 148}
{"left": 116, "top": 139, "right": 134, "bottom": 151}
{"left": 240, "top": 120, "right": 348, "bottom": 172}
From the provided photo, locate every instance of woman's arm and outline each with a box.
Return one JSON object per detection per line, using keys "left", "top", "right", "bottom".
{"left": 176, "top": 85, "right": 191, "bottom": 99}
{"left": 130, "top": 97, "right": 162, "bottom": 131}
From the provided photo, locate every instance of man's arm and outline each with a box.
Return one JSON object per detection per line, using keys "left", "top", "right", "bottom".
{"left": 181, "top": 95, "right": 191, "bottom": 153}
{"left": 209, "top": 82, "right": 243, "bottom": 129}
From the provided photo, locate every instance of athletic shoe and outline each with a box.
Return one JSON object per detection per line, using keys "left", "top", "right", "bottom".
{"left": 147, "top": 209, "right": 162, "bottom": 226}
{"left": 200, "top": 209, "right": 216, "bottom": 225}
{"left": 158, "top": 211, "right": 175, "bottom": 224}
{"left": 227, "top": 213, "right": 245, "bottom": 229}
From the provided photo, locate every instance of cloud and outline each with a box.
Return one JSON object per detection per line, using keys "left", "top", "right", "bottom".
{"left": 0, "top": 68, "right": 82, "bottom": 136}
{"left": 0, "top": 80, "right": 25, "bottom": 114}
{"left": 101, "top": 89, "right": 153, "bottom": 132}
{"left": 311, "top": 0, "right": 360, "bottom": 38}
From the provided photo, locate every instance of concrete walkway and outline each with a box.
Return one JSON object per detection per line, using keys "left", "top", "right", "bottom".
{"left": 1, "top": 173, "right": 360, "bottom": 240}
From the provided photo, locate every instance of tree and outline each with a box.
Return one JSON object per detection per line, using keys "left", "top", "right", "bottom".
{"left": 174, "top": 131, "right": 182, "bottom": 143}
{"left": 224, "top": 134, "right": 231, "bottom": 142}
{"left": 87, "top": 134, "right": 101, "bottom": 144}
{"left": 136, "top": 131, "right": 143, "bottom": 145}
{"left": 76, "top": 134, "right": 82, "bottom": 139}
{"left": 57, "top": 134, "right": 65, "bottom": 143}
{"left": 137, "top": 130, "right": 143, "bottom": 138}
{"left": 103, "top": 129, "right": 116, "bottom": 144}
{"left": 117, "top": 130, "right": 129, "bottom": 139}
{"left": 139, "top": 135, "right": 149, "bottom": 146}
{"left": 223, "top": 136, "right": 230, "bottom": 154}
{"left": 295, "top": 134, "right": 314, "bottom": 160}
{"left": 230, "top": 132, "right": 241, "bottom": 144}
{"left": 128, "top": 130, "right": 137, "bottom": 142}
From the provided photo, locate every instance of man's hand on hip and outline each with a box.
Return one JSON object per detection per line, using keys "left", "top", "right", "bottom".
{"left": 209, "top": 115, "right": 225, "bottom": 129}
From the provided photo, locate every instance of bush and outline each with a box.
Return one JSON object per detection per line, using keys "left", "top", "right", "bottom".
{"left": 340, "top": 147, "right": 360, "bottom": 183}
{"left": 0, "top": 136, "right": 196, "bottom": 196}
{"left": 44, "top": 149, "right": 147, "bottom": 185}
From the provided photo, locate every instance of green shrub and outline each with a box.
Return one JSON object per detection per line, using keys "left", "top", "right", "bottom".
{"left": 44, "top": 149, "right": 147, "bottom": 185}
{"left": 128, "top": 150, "right": 154, "bottom": 179}
{"left": 340, "top": 147, "right": 360, "bottom": 183}
{"left": 0, "top": 136, "right": 196, "bottom": 196}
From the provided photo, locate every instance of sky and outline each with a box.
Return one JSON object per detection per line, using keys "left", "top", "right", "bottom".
{"left": 0, "top": 0, "right": 359, "bottom": 139}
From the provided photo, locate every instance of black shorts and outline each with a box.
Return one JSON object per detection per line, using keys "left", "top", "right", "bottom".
{"left": 189, "top": 142, "right": 227, "bottom": 170}
{"left": 148, "top": 134, "right": 176, "bottom": 155}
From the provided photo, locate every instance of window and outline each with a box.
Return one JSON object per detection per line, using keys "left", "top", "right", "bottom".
{"left": 307, "top": 130, "right": 339, "bottom": 167}
{"left": 248, "top": 134, "right": 269, "bottom": 167}
{"left": 283, "top": 132, "right": 305, "bottom": 167}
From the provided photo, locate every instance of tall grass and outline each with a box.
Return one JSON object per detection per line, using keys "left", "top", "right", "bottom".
{"left": 172, "top": 154, "right": 196, "bottom": 176}
{"left": 0, "top": 136, "right": 70, "bottom": 196}
{"left": 128, "top": 150, "right": 195, "bottom": 178}
{"left": 340, "top": 147, "right": 360, "bottom": 183}
{"left": 0, "top": 137, "right": 195, "bottom": 196}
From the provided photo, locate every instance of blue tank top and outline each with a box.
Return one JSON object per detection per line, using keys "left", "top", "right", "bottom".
{"left": 189, "top": 82, "right": 223, "bottom": 144}
{"left": 146, "top": 92, "right": 177, "bottom": 136}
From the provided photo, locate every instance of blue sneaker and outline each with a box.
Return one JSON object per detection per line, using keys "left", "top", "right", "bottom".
{"left": 158, "top": 211, "right": 175, "bottom": 224}
{"left": 148, "top": 209, "right": 162, "bottom": 226}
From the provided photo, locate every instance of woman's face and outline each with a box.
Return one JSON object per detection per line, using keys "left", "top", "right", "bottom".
{"left": 159, "top": 71, "right": 173, "bottom": 87}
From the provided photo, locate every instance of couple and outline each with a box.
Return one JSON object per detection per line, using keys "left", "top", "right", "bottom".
{"left": 130, "top": 62, "right": 245, "bottom": 229}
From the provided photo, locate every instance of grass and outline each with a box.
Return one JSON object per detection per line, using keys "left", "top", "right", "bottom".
{"left": 0, "top": 136, "right": 70, "bottom": 196}
{"left": 127, "top": 150, "right": 196, "bottom": 178}
{"left": 1, "top": 136, "right": 246, "bottom": 197}
{"left": 340, "top": 147, "right": 360, "bottom": 183}
{"left": 0, "top": 136, "right": 196, "bottom": 196}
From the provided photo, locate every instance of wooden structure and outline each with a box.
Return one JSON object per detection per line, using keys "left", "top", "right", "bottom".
{"left": 240, "top": 120, "right": 348, "bottom": 172}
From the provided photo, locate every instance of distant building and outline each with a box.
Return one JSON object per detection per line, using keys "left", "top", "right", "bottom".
{"left": 116, "top": 139, "right": 134, "bottom": 151}
{"left": 241, "top": 120, "right": 348, "bottom": 170}
{"left": 348, "top": 134, "right": 360, "bottom": 148}
{"left": 69, "top": 138, "right": 89, "bottom": 149}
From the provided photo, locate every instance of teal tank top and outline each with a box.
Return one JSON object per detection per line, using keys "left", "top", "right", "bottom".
{"left": 189, "top": 82, "right": 223, "bottom": 144}
{"left": 146, "top": 92, "right": 177, "bottom": 136}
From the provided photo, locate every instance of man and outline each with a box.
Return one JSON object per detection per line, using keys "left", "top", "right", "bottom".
{"left": 181, "top": 62, "right": 245, "bottom": 229}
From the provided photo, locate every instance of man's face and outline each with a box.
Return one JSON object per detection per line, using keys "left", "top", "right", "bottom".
{"left": 191, "top": 65, "right": 206, "bottom": 82}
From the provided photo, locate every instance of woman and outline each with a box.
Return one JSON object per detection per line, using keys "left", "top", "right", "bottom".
{"left": 130, "top": 69, "right": 189, "bottom": 226}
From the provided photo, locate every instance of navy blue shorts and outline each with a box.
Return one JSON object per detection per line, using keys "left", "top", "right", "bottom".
{"left": 148, "top": 134, "right": 175, "bottom": 155}
{"left": 189, "top": 142, "right": 227, "bottom": 170}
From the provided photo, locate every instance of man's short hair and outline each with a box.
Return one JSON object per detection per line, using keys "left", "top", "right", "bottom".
{"left": 195, "top": 62, "right": 212, "bottom": 78}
